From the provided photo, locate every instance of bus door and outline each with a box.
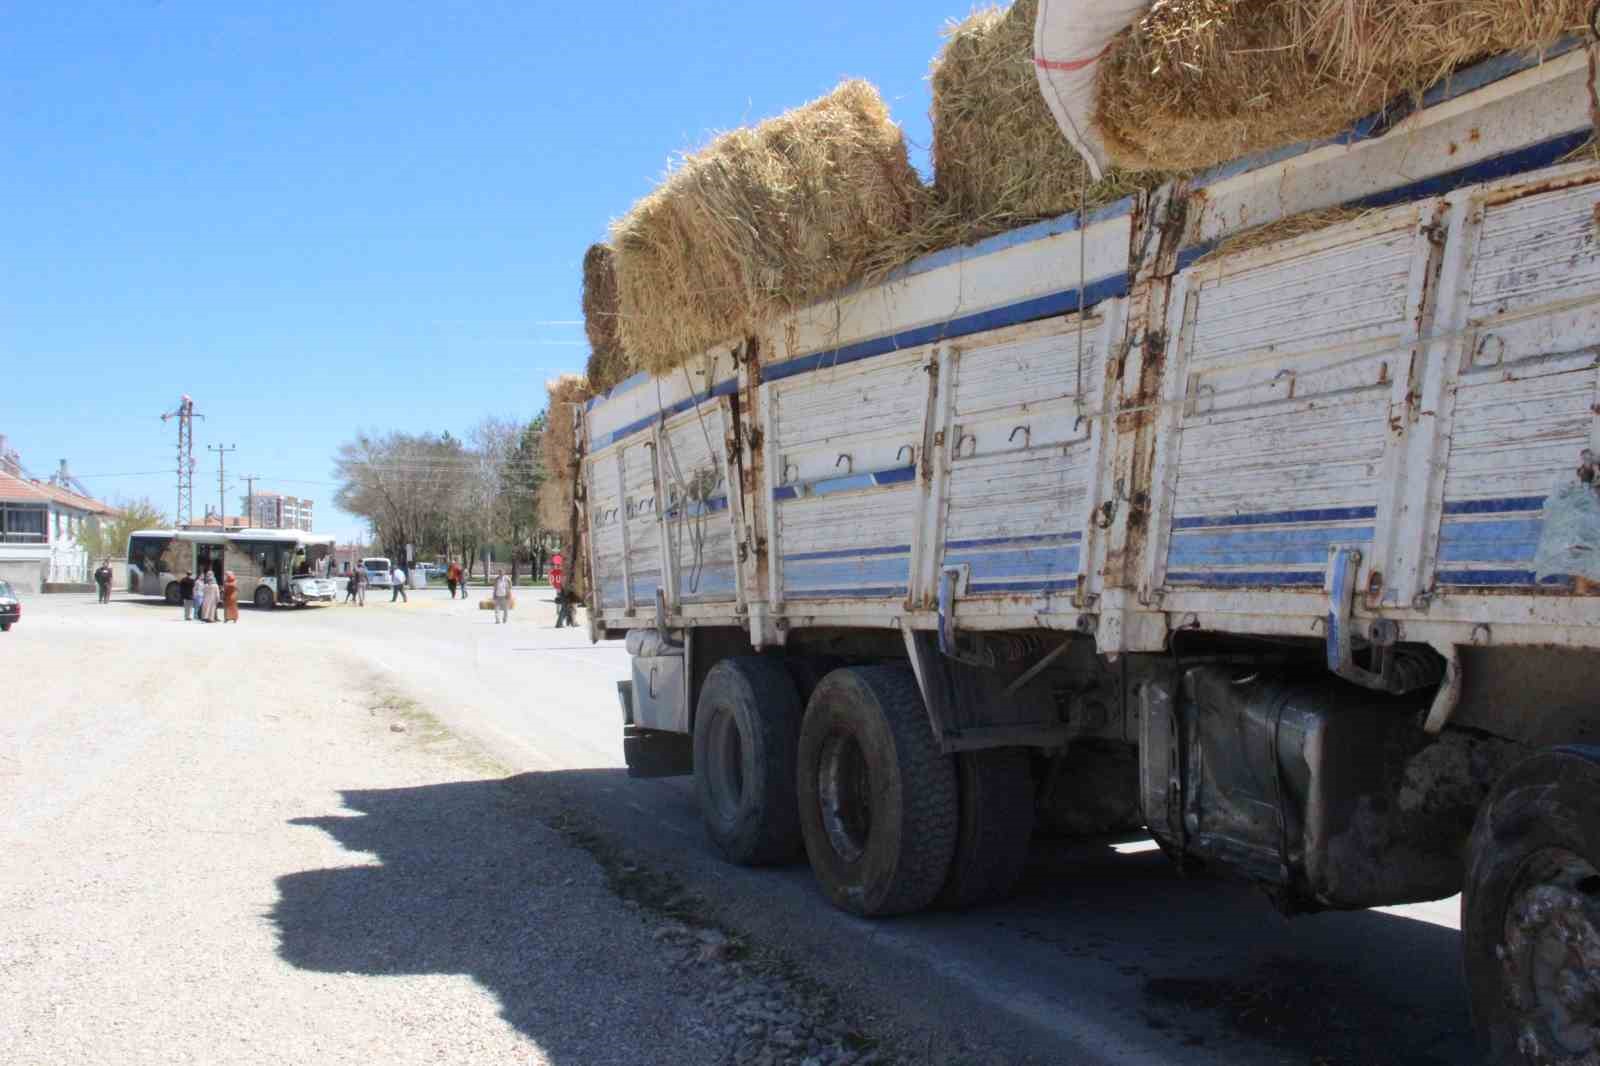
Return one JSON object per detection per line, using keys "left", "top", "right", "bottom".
{"left": 196, "top": 543, "right": 225, "bottom": 584}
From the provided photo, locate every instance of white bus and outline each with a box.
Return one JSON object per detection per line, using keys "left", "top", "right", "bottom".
{"left": 127, "top": 529, "right": 339, "bottom": 609}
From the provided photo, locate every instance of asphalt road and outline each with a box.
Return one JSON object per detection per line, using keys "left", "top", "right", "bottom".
{"left": 6, "top": 588, "right": 1478, "bottom": 1065}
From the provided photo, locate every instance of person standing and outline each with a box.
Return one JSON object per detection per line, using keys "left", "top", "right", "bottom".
{"left": 179, "top": 570, "right": 196, "bottom": 621}
{"left": 221, "top": 572, "right": 239, "bottom": 623}
{"left": 391, "top": 565, "right": 408, "bottom": 603}
{"left": 354, "top": 564, "right": 368, "bottom": 607}
{"left": 554, "top": 587, "right": 578, "bottom": 629}
{"left": 94, "top": 559, "right": 113, "bottom": 603}
{"left": 492, "top": 569, "right": 512, "bottom": 624}
{"left": 198, "top": 571, "right": 218, "bottom": 623}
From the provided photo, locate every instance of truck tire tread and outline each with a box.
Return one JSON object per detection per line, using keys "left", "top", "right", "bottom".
{"left": 798, "top": 665, "right": 957, "bottom": 917}
{"left": 693, "top": 656, "right": 805, "bottom": 865}
{"left": 938, "top": 747, "right": 1034, "bottom": 910}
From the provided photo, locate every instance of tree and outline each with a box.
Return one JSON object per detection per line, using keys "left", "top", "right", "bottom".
{"left": 333, "top": 419, "right": 544, "bottom": 580}
{"left": 333, "top": 431, "right": 466, "bottom": 563}
{"left": 466, "top": 415, "right": 545, "bottom": 582}
{"left": 79, "top": 498, "right": 169, "bottom": 563}
{"left": 506, "top": 414, "right": 547, "bottom": 579}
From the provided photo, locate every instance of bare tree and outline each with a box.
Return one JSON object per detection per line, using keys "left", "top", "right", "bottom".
{"left": 333, "top": 431, "right": 466, "bottom": 562}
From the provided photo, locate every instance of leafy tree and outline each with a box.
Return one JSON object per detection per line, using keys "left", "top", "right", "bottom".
{"left": 79, "top": 498, "right": 169, "bottom": 563}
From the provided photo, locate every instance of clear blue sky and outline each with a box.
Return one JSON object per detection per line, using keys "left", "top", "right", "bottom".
{"left": 2, "top": 1, "right": 951, "bottom": 540}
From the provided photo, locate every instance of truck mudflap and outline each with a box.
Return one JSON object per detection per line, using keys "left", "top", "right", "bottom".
{"left": 1140, "top": 664, "right": 1519, "bottom": 911}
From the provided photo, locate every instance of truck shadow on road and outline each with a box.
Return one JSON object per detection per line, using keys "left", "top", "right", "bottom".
{"left": 270, "top": 771, "right": 721, "bottom": 1064}
{"left": 270, "top": 768, "right": 1476, "bottom": 1066}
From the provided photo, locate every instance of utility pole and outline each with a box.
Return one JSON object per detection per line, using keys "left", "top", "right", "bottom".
{"left": 159, "top": 395, "right": 204, "bottom": 527}
{"left": 209, "top": 444, "right": 236, "bottom": 527}
{"left": 242, "top": 475, "right": 260, "bottom": 528}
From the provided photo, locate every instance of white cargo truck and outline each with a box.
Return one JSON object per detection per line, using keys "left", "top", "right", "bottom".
{"left": 579, "top": 43, "right": 1600, "bottom": 1061}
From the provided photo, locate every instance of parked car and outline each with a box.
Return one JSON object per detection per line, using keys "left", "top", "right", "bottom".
{"left": 360, "top": 557, "right": 393, "bottom": 588}
{"left": 0, "top": 580, "right": 19, "bottom": 632}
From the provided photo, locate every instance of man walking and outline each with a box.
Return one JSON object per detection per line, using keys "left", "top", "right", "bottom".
{"left": 446, "top": 560, "right": 461, "bottom": 600}
{"left": 492, "top": 569, "right": 512, "bottom": 624}
{"left": 354, "top": 564, "right": 368, "bottom": 607}
{"left": 391, "top": 564, "right": 408, "bottom": 603}
{"left": 94, "top": 559, "right": 113, "bottom": 604}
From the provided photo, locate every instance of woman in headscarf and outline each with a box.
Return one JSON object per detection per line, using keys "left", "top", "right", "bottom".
{"left": 221, "top": 572, "right": 239, "bottom": 623}
{"left": 199, "top": 571, "right": 220, "bottom": 623}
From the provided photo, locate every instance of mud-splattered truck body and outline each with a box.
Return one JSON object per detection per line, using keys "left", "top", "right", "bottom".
{"left": 579, "top": 46, "right": 1600, "bottom": 1060}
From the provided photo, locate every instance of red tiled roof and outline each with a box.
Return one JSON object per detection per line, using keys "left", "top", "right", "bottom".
{"left": 0, "top": 470, "right": 118, "bottom": 514}
{"left": 32, "top": 481, "right": 117, "bottom": 516}
{"left": 0, "top": 471, "right": 53, "bottom": 504}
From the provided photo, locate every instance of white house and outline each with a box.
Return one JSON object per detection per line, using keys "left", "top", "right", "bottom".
{"left": 0, "top": 469, "right": 117, "bottom": 592}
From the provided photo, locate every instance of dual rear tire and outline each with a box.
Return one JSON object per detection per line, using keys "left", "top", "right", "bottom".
{"left": 693, "top": 658, "right": 1033, "bottom": 917}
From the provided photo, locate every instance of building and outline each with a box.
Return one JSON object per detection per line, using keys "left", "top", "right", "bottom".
{"left": 239, "top": 491, "right": 315, "bottom": 532}
{"left": 182, "top": 513, "right": 250, "bottom": 531}
{"left": 0, "top": 468, "right": 118, "bottom": 592}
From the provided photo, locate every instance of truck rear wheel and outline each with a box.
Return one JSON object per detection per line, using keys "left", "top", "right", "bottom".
{"left": 797, "top": 666, "right": 957, "bottom": 917}
{"left": 692, "top": 657, "right": 804, "bottom": 865}
{"left": 937, "top": 748, "right": 1035, "bottom": 910}
{"left": 1464, "top": 745, "right": 1600, "bottom": 1064}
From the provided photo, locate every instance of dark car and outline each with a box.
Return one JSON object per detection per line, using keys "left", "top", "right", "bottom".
{"left": 0, "top": 579, "right": 19, "bottom": 632}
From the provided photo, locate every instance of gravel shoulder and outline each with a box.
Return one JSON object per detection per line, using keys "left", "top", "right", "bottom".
{"left": 0, "top": 597, "right": 901, "bottom": 1066}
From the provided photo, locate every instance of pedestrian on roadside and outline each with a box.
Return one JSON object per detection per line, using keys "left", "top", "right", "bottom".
{"left": 446, "top": 560, "right": 461, "bottom": 600}
{"left": 344, "top": 571, "right": 356, "bottom": 604}
{"left": 391, "top": 564, "right": 408, "bottom": 603}
{"left": 222, "top": 572, "right": 239, "bottom": 623}
{"left": 554, "top": 587, "right": 578, "bottom": 629}
{"left": 199, "top": 571, "right": 220, "bottom": 623}
{"left": 354, "top": 564, "right": 368, "bottom": 607}
{"left": 93, "top": 559, "right": 113, "bottom": 603}
{"left": 492, "top": 569, "right": 512, "bottom": 624}
{"left": 179, "top": 570, "right": 196, "bottom": 621}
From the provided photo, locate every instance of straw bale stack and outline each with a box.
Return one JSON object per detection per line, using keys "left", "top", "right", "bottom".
{"left": 1096, "top": 0, "right": 1588, "bottom": 173}
{"left": 537, "top": 374, "right": 592, "bottom": 535}
{"left": 610, "top": 79, "right": 926, "bottom": 376}
{"left": 929, "top": 0, "right": 1155, "bottom": 238}
{"left": 582, "top": 244, "right": 631, "bottom": 393}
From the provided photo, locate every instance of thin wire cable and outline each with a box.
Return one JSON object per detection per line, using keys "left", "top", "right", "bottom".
{"left": 1074, "top": 158, "right": 1089, "bottom": 420}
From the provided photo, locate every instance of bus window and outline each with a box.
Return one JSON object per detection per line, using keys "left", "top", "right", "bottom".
{"left": 127, "top": 535, "right": 179, "bottom": 596}
{"left": 127, "top": 535, "right": 175, "bottom": 576}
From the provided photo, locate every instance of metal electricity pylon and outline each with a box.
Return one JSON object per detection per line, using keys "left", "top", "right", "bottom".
{"left": 159, "top": 395, "right": 204, "bottom": 527}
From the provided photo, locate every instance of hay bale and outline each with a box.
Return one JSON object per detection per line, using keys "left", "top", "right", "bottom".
{"left": 537, "top": 374, "right": 591, "bottom": 535}
{"left": 929, "top": 0, "right": 1155, "bottom": 238}
{"left": 610, "top": 79, "right": 926, "bottom": 375}
{"left": 582, "top": 244, "right": 631, "bottom": 393}
{"left": 1096, "top": 0, "right": 1588, "bottom": 173}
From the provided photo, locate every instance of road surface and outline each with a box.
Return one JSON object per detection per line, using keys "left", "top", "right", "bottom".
{"left": 2, "top": 588, "right": 1477, "bottom": 1065}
